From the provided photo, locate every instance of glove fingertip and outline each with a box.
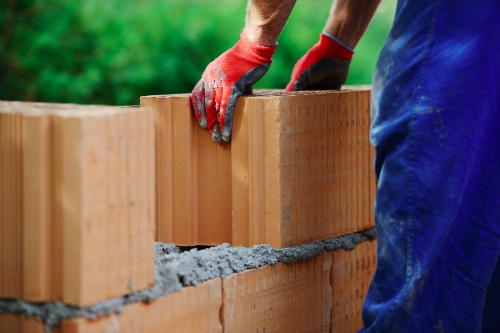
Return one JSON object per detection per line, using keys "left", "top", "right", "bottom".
{"left": 211, "top": 122, "right": 222, "bottom": 143}
{"left": 191, "top": 83, "right": 208, "bottom": 128}
{"left": 212, "top": 131, "right": 222, "bottom": 143}
{"left": 221, "top": 129, "right": 231, "bottom": 142}
{"left": 218, "top": 104, "right": 233, "bottom": 143}
{"left": 293, "top": 76, "right": 307, "bottom": 91}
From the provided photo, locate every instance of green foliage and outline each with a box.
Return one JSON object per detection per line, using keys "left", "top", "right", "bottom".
{"left": 0, "top": 0, "right": 395, "bottom": 105}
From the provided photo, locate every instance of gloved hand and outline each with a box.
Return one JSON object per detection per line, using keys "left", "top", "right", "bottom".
{"left": 191, "top": 32, "right": 277, "bottom": 143}
{"left": 286, "top": 33, "right": 354, "bottom": 91}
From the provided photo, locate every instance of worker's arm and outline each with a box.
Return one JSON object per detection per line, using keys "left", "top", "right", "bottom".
{"left": 286, "top": 0, "right": 381, "bottom": 91}
{"left": 324, "top": 0, "right": 381, "bottom": 49}
{"left": 191, "top": 0, "right": 296, "bottom": 143}
{"left": 244, "top": 0, "right": 296, "bottom": 46}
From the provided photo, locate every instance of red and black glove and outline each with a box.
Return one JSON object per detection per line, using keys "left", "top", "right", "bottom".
{"left": 191, "top": 32, "right": 277, "bottom": 143}
{"left": 286, "top": 33, "right": 354, "bottom": 91}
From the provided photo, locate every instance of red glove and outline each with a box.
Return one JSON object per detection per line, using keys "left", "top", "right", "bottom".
{"left": 191, "top": 33, "right": 277, "bottom": 143}
{"left": 286, "top": 33, "right": 354, "bottom": 91}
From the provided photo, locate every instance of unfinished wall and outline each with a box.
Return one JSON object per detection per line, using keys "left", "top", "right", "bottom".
{"left": 0, "top": 89, "right": 377, "bottom": 332}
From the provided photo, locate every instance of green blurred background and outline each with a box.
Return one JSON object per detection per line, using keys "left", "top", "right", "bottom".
{"left": 0, "top": 0, "right": 396, "bottom": 106}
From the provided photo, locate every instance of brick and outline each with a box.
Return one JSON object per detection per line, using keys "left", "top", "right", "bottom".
{"left": 54, "top": 109, "right": 155, "bottom": 306}
{"left": 60, "top": 278, "right": 223, "bottom": 333}
{"left": 221, "top": 240, "right": 376, "bottom": 332}
{"left": 0, "top": 102, "right": 155, "bottom": 305}
{"left": 222, "top": 253, "right": 332, "bottom": 333}
{"left": 331, "top": 240, "right": 377, "bottom": 333}
{"left": 0, "top": 313, "right": 46, "bottom": 333}
{"left": 142, "top": 89, "right": 375, "bottom": 248}
{"left": 141, "top": 95, "right": 232, "bottom": 245}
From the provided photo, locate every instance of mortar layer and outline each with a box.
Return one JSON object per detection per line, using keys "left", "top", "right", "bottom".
{"left": 0, "top": 228, "right": 376, "bottom": 332}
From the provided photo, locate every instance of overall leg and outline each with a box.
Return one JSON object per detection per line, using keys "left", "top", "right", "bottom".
{"left": 359, "top": 1, "right": 500, "bottom": 332}
{"left": 483, "top": 258, "right": 500, "bottom": 333}
{"left": 361, "top": 85, "right": 500, "bottom": 333}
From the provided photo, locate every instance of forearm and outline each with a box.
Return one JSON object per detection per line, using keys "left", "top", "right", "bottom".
{"left": 324, "top": 0, "right": 382, "bottom": 49}
{"left": 244, "top": 0, "right": 297, "bottom": 46}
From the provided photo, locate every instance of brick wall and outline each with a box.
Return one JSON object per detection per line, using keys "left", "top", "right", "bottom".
{"left": 0, "top": 89, "right": 377, "bottom": 332}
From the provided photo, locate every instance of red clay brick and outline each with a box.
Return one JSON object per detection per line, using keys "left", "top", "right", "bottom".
{"left": 53, "top": 110, "right": 155, "bottom": 306}
{"left": 142, "top": 89, "right": 375, "bottom": 248}
{"left": 222, "top": 253, "right": 332, "bottom": 333}
{"left": 60, "top": 278, "right": 222, "bottom": 333}
{"left": 0, "top": 313, "right": 46, "bottom": 333}
{"left": 141, "top": 95, "right": 233, "bottom": 245}
{"left": 331, "top": 240, "right": 377, "bottom": 333}
{"left": 0, "top": 102, "right": 156, "bottom": 305}
{"left": 221, "top": 240, "right": 376, "bottom": 332}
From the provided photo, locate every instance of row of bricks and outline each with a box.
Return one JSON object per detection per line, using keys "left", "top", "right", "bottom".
{"left": 142, "top": 89, "right": 376, "bottom": 248}
{"left": 0, "top": 240, "right": 376, "bottom": 333}
{"left": 0, "top": 88, "right": 375, "bottom": 306}
{"left": 0, "top": 102, "right": 155, "bottom": 305}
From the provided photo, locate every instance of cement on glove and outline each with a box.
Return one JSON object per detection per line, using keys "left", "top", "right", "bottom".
{"left": 0, "top": 228, "right": 376, "bottom": 332}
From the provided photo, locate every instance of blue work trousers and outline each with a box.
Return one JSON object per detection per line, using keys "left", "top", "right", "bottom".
{"left": 360, "top": 0, "right": 500, "bottom": 332}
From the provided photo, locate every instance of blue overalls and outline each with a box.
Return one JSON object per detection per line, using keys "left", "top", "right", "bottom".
{"left": 360, "top": 0, "right": 500, "bottom": 332}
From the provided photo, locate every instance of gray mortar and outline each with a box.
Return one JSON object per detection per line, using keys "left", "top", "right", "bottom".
{"left": 0, "top": 228, "right": 376, "bottom": 332}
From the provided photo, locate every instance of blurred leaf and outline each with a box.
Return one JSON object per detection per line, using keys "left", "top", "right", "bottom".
{"left": 0, "top": 0, "right": 395, "bottom": 105}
